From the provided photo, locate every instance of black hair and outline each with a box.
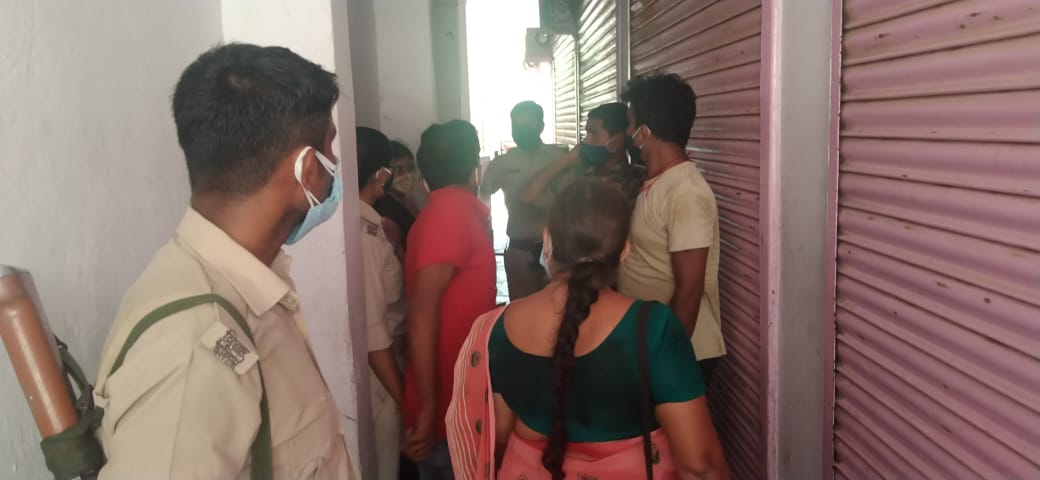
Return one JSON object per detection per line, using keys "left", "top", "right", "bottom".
{"left": 621, "top": 73, "right": 697, "bottom": 148}
{"left": 541, "top": 180, "right": 632, "bottom": 480}
{"left": 390, "top": 140, "right": 414, "bottom": 160}
{"left": 416, "top": 120, "right": 480, "bottom": 191}
{"left": 355, "top": 127, "right": 391, "bottom": 190}
{"left": 172, "top": 43, "right": 339, "bottom": 196}
{"left": 587, "top": 102, "right": 629, "bottom": 136}
{"left": 511, "top": 100, "right": 545, "bottom": 121}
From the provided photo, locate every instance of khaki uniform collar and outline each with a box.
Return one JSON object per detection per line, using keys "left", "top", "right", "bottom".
{"left": 176, "top": 208, "right": 294, "bottom": 317}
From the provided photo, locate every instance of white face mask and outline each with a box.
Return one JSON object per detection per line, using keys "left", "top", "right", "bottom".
{"left": 631, "top": 125, "right": 650, "bottom": 150}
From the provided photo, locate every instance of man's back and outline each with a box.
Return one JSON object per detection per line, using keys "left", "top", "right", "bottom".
{"left": 94, "top": 209, "right": 354, "bottom": 479}
{"left": 401, "top": 186, "right": 496, "bottom": 436}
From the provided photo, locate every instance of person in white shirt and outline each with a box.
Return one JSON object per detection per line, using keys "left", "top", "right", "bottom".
{"left": 617, "top": 74, "right": 726, "bottom": 384}
{"left": 356, "top": 127, "right": 406, "bottom": 480}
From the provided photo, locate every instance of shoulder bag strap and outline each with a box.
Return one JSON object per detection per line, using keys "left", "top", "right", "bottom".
{"left": 108, "top": 293, "right": 273, "bottom": 480}
{"left": 636, "top": 301, "right": 654, "bottom": 480}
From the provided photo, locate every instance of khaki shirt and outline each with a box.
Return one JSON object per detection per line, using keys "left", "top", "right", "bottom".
{"left": 93, "top": 209, "right": 356, "bottom": 480}
{"left": 480, "top": 144, "right": 567, "bottom": 239}
{"left": 618, "top": 162, "right": 726, "bottom": 360}
{"left": 360, "top": 202, "right": 403, "bottom": 352}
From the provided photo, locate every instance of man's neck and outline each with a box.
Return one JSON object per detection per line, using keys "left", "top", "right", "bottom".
{"left": 359, "top": 189, "right": 378, "bottom": 206}
{"left": 644, "top": 143, "right": 688, "bottom": 177}
{"left": 191, "top": 193, "right": 295, "bottom": 266}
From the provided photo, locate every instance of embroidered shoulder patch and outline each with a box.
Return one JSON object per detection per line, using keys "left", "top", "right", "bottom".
{"left": 200, "top": 322, "right": 258, "bottom": 375}
{"left": 362, "top": 219, "right": 380, "bottom": 236}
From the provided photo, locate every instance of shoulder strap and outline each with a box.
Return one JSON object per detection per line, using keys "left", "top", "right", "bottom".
{"left": 636, "top": 301, "right": 654, "bottom": 480}
{"left": 109, "top": 294, "right": 273, "bottom": 480}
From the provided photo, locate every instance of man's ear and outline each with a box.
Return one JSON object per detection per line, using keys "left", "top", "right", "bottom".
{"left": 297, "top": 146, "right": 323, "bottom": 190}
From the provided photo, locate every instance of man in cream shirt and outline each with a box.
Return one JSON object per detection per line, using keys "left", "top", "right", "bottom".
{"left": 618, "top": 74, "right": 726, "bottom": 383}
{"left": 92, "top": 44, "right": 356, "bottom": 479}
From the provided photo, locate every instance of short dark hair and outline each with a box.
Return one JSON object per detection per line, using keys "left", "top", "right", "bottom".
{"left": 587, "top": 102, "right": 628, "bottom": 136}
{"left": 390, "top": 140, "right": 413, "bottom": 160}
{"left": 355, "top": 127, "right": 391, "bottom": 190}
{"left": 621, "top": 73, "right": 696, "bottom": 148}
{"left": 172, "top": 43, "right": 339, "bottom": 195}
{"left": 416, "top": 120, "right": 480, "bottom": 191}
{"left": 510, "top": 101, "right": 544, "bottom": 121}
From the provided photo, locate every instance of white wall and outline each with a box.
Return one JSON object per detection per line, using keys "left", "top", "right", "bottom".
{"left": 366, "top": 0, "right": 439, "bottom": 149}
{"left": 219, "top": 0, "right": 371, "bottom": 477}
{"left": 0, "top": 0, "right": 222, "bottom": 477}
{"left": 348, "top": 0, "right": 382, "bottom": 130}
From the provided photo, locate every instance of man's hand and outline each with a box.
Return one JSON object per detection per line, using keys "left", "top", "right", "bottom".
{"left": 402, "top": 404, "right": 437, "bottom": 461}
{"left": 519, "top": 146, "right": 581, "bottom": 204}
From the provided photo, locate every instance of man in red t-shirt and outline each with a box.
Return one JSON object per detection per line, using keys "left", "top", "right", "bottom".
{"left": 401, "top": 120, "right": 497, "bottom": 479}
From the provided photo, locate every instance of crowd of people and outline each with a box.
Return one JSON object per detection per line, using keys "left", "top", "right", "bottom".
{"left": 93, "top": 43, "right": 730, "bottom": 480}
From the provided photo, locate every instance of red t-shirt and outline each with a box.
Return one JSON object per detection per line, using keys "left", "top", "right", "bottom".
{"left": 402, "top": 186, "right": 497, "bottom": 438}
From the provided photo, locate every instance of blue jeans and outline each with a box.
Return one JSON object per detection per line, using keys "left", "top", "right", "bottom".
{"left": 416, "top": 441, "right": 454, "bottom": 480}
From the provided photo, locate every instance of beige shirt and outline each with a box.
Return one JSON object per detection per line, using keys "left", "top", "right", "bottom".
{"left": 618, "top": 162, "right": 726, "bottom": 360}
{"left": 360, "top": 202, "right": 403, "bottom": 352}
{"left": 93, "top": 209, "right": 356, "bottom": 480}
{"left": 480, "top": 144, "right": 567, "bottom": 239}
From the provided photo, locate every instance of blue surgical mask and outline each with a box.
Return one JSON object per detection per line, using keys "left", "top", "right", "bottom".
{"left": 285, "top": 147, "right": 343, "bottom": 245}
{"left": 579, "top": 143, "right": 610, "bottom": 168}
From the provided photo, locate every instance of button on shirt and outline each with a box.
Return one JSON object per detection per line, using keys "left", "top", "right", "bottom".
{"left": 93, "top": 208, "right": 356, "bottom": 480}
{"left": 402, "top": 186, "right": 497, "bottom": 438}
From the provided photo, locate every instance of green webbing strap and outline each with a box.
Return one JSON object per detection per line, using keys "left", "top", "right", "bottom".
{"left": 109, "top": 294, "right": 273, "bottom": 480}
{"left": 40, "top": 406, "right": 105, "bottom": 480}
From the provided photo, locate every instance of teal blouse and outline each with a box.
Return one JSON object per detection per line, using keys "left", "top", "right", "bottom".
{"left": 489, "top": 300, "right": 705, "bottom": 442}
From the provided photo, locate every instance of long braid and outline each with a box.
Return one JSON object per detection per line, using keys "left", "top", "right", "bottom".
{"left": 542, "top": 261, "right": 612, "bottom": 480}
{"left": 539, "top": 179, "right": 632, "bottom": 479}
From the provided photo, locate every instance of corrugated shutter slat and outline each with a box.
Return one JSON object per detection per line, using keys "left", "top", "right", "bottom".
{"left": 553, "top": 34, "right": 578, "bottom": 145}
{"left": 578, "top": 0, "right": 618, "bottom": 132}
{"left": 833, "top": 0, "right": 1040, "bottom": 477}
{"left": 632, "top": 1, "right": 766, "bottom": 479}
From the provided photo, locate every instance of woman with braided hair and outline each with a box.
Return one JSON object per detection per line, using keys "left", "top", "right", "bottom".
{"left": 447, "top": 179, "right": 729, "bottom": 479}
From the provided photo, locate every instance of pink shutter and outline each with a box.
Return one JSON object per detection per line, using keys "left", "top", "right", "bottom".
{"left": 830, "top": 1, "right": 1040, "bottom": 478}
{"left": 632, "top": 2, "right": 767, "bottom": 479}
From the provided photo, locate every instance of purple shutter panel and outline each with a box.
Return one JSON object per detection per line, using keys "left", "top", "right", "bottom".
{"left": 831, "top": 0, "right": 1040, "bottom": 478}
{"left": 632, "top": 2, "right": 767, "bottom": 479}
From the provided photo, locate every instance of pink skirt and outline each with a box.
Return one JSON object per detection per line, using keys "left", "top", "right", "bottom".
{"left": 497, "top": 429, "right": 677, "bottom": 480}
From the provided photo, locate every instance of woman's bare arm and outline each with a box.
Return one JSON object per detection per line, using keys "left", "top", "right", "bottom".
{"left": 656, "top": 397, "right": 731, "bottom": 480}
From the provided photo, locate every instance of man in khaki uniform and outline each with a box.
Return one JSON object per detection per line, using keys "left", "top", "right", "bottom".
{"left": 617, "top": 74, "right": 726, "bottom": 384}
{"left": 480, "top": 101, "right": 566, "bottom": 299}
{"left": 92, "top": 44, "right": 356, "bottom": 479}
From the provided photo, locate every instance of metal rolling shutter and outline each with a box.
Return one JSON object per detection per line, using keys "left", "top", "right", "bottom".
{"left": 577, "top": 0, "right": 618, "bottom": 132}
{"left": 631, "top": 2, "right": 765, "bottom": 479}
{"left": 553, "top": 34, "right": 578, "bottom": 145}
{"left": 832, "top": 1, "right": 1040, "bottom": 478}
